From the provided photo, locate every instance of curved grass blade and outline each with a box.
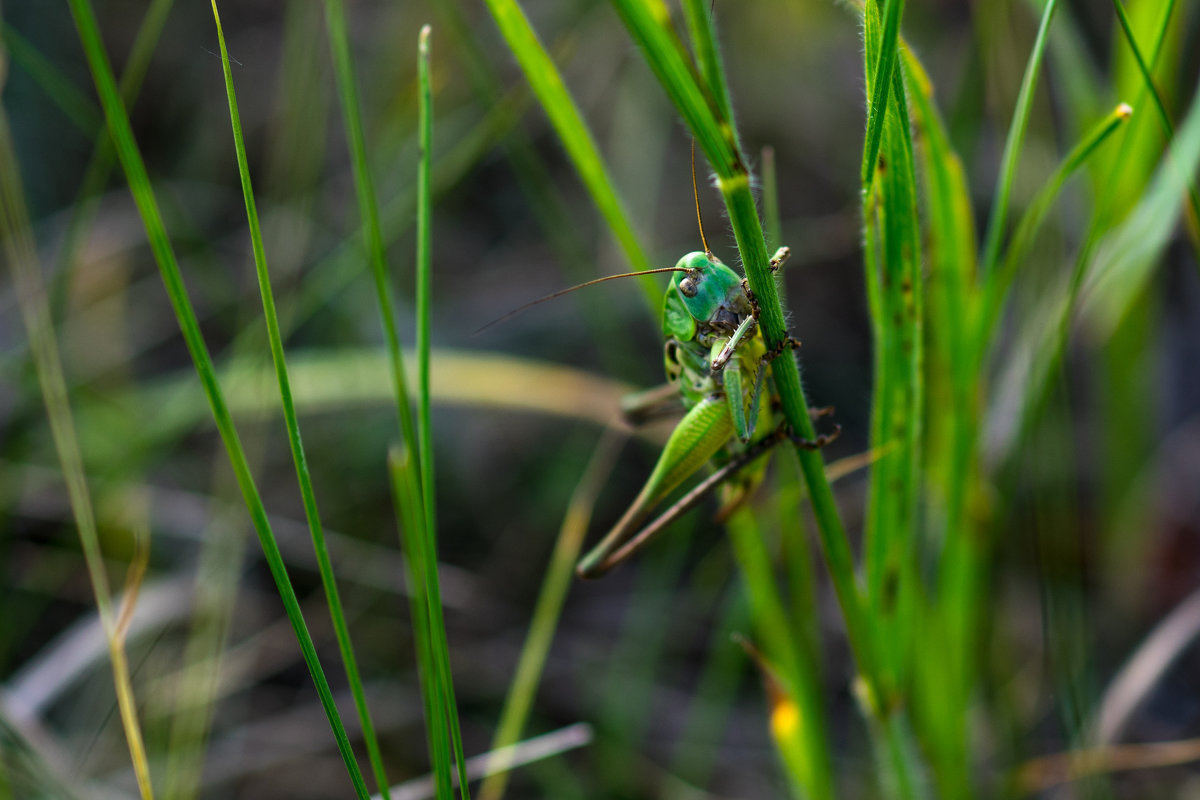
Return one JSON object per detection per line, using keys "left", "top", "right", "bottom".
{"left": 1081, "top": 79, "right": 1200, "bottom": 336}
{"left": 478, "top": 0, "right": 658, "bottom": 309}
{"left": 975, "top": 103, "right": 1133, "bottom": 353}
{"left": 64, "top": 1, "right": 369, "bottom": 795}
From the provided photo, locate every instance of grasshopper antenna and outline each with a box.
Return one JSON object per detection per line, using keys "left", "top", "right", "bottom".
{"left": 691, "top": 0, "right": 717, "bottom": 256}
{"left": 691, "top": 138, "right": 711, "bottom": 257}
{"left": 473, "top": 266, "right": 688, "bottom": 336}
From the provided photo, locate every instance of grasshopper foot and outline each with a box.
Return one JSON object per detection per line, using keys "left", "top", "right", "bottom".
{"left": 759, "top": 336, "right": 802, "bottom": 368}
{"left": 738, "top": 247, "right": 790, "bottom": 319}
{"left": 809, "top": 405, "right": 835, "bottom": 420}
{"left": 789, "top": 423, "right": 842, "bottom": 450}
{"left": 769, "top": 246, "right": 791, "bottom": 271}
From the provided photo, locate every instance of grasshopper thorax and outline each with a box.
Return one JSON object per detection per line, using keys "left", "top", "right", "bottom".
{"left": 672, "top": 251, "right": 750, "bottom": 334}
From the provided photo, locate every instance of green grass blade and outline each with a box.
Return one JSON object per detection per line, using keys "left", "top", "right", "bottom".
{"left": 608, "top": 1, "right": 737, "bottom": 179}
{"left": 415, "top": 26, "right": 474, "bottom": 800}
{"left": 321, "top": 0, "right": 422, "bottom": 469}
{"left": 1081, "top": 79, "right": 1200, "bottom": 337}
{"left": 321, "top": 8, "right": 459, "bottom": 791}
{"left": 978, "top": 0, "right": 1060, "bottom": 277}
{"left": 762, "top": 145, "right": 781, "bottom": 251}
{"left": 726, "top": 509, "right": 833, "bottom": 798}
{"left": 900, "top": 43, "right": 979, "bottom": 799}
{"left": 609, "top": 0, "right": 880, "bottom": 729}
{"left": 975, "top": 103, "right": 1132, "bottom": 353}
{"left": 990, "top": 0, "right": 1182, "bottom": 465}
{"left": 860, "top": 0, "right": 905, "bottom": 191}
{"left": 679, "top": 0, "right": 737, "bottom": 147}
{"left": 417, "top": 22, "right": 437, "bottom": 630}
{"left": 48, "top": 0, "right": 175, "bottom": 323}
{"left": 1, "top": 23, "right": 101, "bottom": 133}
{"left": 1108, "top": 0, "right": 1200, "bottom": 257}
{"left": 389, "top": 445, "right": 454, "bottom": 799}
{"left": 861, "top": 0, "right": 924, "bottom": 695}
{"left": 477, "top": 0, "right": 658, "bottom": 308}
{"left": 479, "top": 431, "right": 623, "bottom": 800}
{"left": 208, "top": 4, "right": 391, "bottom": 796}
{"left": 64, "top": 2, "right": 369, "bottom": 795}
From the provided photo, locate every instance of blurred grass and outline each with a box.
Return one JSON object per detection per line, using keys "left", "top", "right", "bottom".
{"left": 3, "top": 1, "right": 1200, "bottom": 798}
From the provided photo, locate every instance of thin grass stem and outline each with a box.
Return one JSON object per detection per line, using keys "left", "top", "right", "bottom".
{"left": 416, "top": 26, "right": 474, "bottom": 800}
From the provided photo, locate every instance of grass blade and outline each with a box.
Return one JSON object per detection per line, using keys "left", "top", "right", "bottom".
{"left": 415, "top": 25, "right": 474, "bottom": 800}
{"left": 208, "top": 3, "right": 392, "bottom": 796}
{"left": 1081, "top": 79, "right": 1200, "bottom": 336}
{"left": 680, "top": 0, "right": 737, "bottom": 147}
{"left": 389, "top": 445, "right": 454, "bottom": 799}
{"left": 1, "top": 23, "right": 102, "bottom": 133}
{"left": 478, "top": 431, "right": 623, "bottom": 800}
{"left": 975, "top": 103, "right": 1133, "bottom": 352}
{"left": 900, "top": 42, "right": 979, "bottom": 799}
{"left": 320, "top": 1, "right": 424, "bottom": 523}
{"left": 860, "top": 0, "right": 905, "bottom": 191}
{"left": 477, "top": 0, "right": 658, "bottom": 308}
{"left": 609, "top": 0, "right": 878, "bottom": 707}
{"left": 726, "top": 509, "right": 834, "bottom": 798}
{"left": 861, "top": 0, "right": 923, "bottom": 696}
{"left": 64, "top": 2, "right": 369, "bottom": 795}
{"left": 978, "top": 0, "right": 1060, "bottom": 277}
{"left": 1108, "top": 0, "right": 1200, "bottom": 252}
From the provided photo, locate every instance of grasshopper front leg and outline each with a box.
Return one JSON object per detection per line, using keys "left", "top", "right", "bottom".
{"left": 710, "top": 246, "right": 791, "bottom": 373}
{"left": 576, "top": 396, "right": 734, "bottom": 579}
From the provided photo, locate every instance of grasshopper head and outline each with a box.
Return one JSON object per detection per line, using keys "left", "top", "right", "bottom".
{"left": 673, "top": 251, "right": 744, "bottom": 324}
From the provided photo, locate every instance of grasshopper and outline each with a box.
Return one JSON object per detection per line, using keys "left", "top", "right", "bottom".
{"left": 573, "top": 245, "right": 839, "bottom": 578}
{"left": 480, "top": 162, "right": 839, "bottom": 578}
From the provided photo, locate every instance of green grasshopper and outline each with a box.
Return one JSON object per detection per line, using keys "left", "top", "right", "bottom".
{"left": 480, "top": 176, "right": 839, "bottom": 578}
{"left": 573, "top": 245, "right": 839, "bottom": 578}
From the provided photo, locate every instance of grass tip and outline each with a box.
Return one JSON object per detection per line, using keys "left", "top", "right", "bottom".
{"left": 419, "top": 24, "right": 431, "bottom": 50}
{"left": 388, "top": 442, "right": 411, "bottom": 469}
{"left": 1116, "top": 102, "right": 1133, "bottom": 119}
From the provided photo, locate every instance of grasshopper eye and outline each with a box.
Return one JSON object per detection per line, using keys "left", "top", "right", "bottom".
{"left": 679, "top": 277, "right": 698, "bottom": 298}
